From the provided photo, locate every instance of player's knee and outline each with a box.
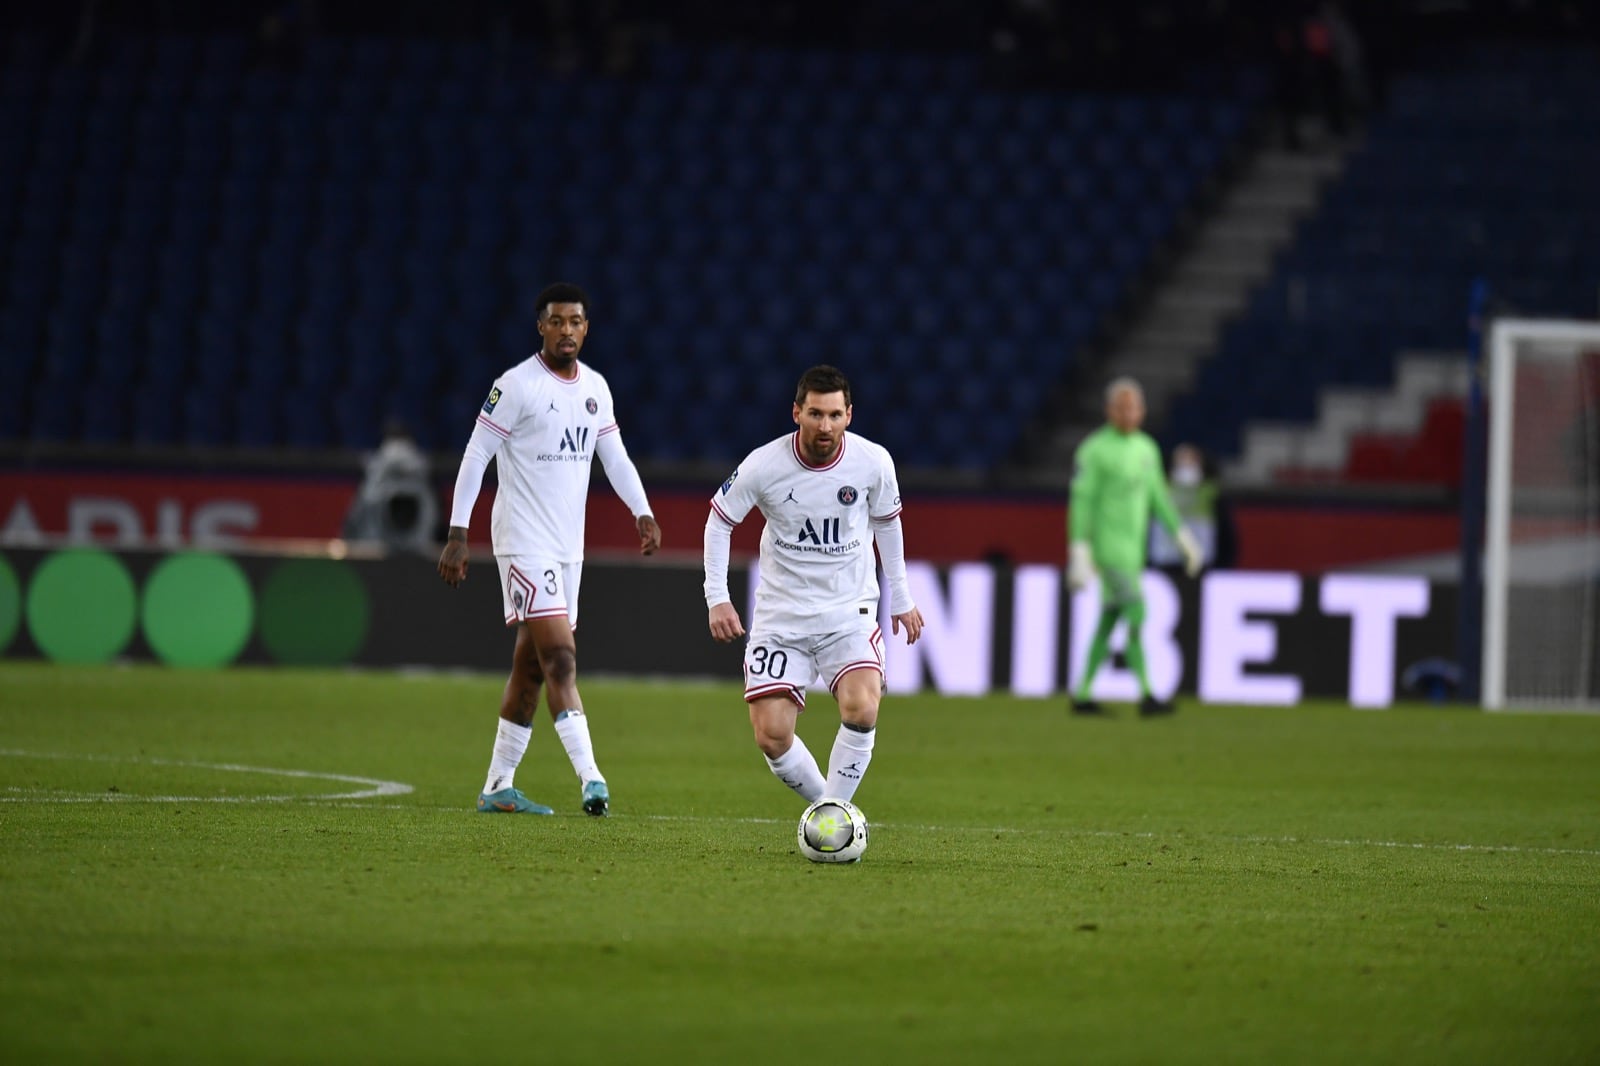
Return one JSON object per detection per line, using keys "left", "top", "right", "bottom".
{"left": 839, "top": 705, "right": 878, "bottom": 732}
{"left": 753, "top": 730, "right": 790, "bottom": 760}
{"left": 834, "top": 671, "right": 881, "bottom": 724}
{"left": 836, "top": 688, "right": 880, "bottom": 729}
{"left": 514, "top": 654, "right": 544, "bottom": 686}
{"left": 540, "top": 645, "right": 577, "bottom": 685}
{"left": 750, "top": 712, "right": 796, "bottom": 759}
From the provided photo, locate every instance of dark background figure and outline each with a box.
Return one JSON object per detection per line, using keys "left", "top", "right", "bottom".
{"left": 343, "top": 417, "right": 437, "bottom": 553}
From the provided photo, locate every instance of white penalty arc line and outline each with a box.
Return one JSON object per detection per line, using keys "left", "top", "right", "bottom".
{"left": 0, "top": 749, "right": 413, "bottom": 803}
{"left": 1, "top": 753, "right": 1593, "bottom": 859}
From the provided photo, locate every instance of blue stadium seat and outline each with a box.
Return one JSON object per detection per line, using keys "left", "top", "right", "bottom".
{"left": 28, "top": 375, "right": 83, "bottom": 443}
{"left": 179, "top": 383, "right": 229, "bottom": 446}
{"left": 130, "top": 384, "right": 180, "bottom": 446}
{"left": 232, "top": 386, "right": 282, "bottom": 449}
{"left": 331, "top": 386, "right": 381, "bottom": 450}
{"left": 277, "top": 387, "right": 329, "bottom": 450}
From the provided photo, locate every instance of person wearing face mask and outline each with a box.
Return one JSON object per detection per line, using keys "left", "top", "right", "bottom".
{"left": 1148, "top": 443, "right": 1237, "bottom": 571}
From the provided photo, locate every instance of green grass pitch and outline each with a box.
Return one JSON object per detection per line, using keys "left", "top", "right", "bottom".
{"left": 2, "top": 661, "right": 1597, "bottom": 1064}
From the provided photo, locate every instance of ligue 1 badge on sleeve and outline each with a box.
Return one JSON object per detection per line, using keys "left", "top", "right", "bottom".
{"left": 482, "top": 387, "right": 501, "bottom": 414}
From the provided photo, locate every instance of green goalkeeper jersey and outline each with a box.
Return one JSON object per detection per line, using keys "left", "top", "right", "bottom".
{"left": 1069, "top": 425, "right": 1182, "bottom": 573}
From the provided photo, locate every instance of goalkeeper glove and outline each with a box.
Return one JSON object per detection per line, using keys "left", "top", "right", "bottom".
{"left": 1176, "top": 527, "right": 1204, "bottom": 578}
{"left": 1067, "top": 541, "right": 1096, "bottom": 591}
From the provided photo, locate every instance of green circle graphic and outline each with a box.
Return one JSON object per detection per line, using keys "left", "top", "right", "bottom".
{"left": 259, "top": 558, "right": 369, "bottom": 665}
{"left": 26, "top": 549, "right": 138, "bottom": 664}
{"left": 0, "top": 553, "right": 21, "bottom": 652}
{"left": 141, "top": 553, "right": 255, "bottom": 668}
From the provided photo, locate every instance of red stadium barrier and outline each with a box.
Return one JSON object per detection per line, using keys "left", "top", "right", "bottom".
{"left": 1, "top": 470, "right": 1463, "bottom": 574}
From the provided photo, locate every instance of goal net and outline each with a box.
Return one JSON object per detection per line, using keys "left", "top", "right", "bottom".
{"left": 1483, "top": 318, "right": 1600, "bottom": 711}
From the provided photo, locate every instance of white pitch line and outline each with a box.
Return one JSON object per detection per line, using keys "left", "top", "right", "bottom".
{"left": 0, "top": 748, "right": 412, "bottom": 803}
{"left": 623, "top": 814, "right": 1600, "bottom": 856}
{"left": 250, "top": 805, "right": 1600, "bottom": 858}
{"left": 2, "top": 752, "right": 1594, "bottom": 858}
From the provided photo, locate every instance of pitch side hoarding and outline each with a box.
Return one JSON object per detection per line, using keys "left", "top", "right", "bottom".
{"left": 0, "top": 548, "right": 1453, "bottom": 707}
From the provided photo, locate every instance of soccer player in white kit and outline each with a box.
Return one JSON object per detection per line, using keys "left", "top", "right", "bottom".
{"left": 703, "top": 365, "right": 924, "bottom": 806}
{"left": 438, "top": 283, "right": 661, "bottom": 816}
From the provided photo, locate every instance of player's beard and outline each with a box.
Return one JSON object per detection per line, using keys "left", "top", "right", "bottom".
{"left": 800, "top": 432, "right": 840, "bottom": 464}
{"left": 545, "top": 345, "right": 577, "bottom": 370}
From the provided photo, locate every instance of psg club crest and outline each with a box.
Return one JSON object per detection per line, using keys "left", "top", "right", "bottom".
{"left": 837, "top": 485, "right": 858, "bottom": 505}
{"left": 585, "top": 397, "right": 598, "bottom": 414}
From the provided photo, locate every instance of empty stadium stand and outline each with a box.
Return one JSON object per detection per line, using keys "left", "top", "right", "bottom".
{"left": 0, "top": 28, "right": 1253, "bottom": 473}
{"left": 1166, "top": 41, "right": 1600, "bottom": 485}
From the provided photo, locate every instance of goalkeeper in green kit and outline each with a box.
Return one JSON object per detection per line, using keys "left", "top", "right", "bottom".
{"left": 1067, "top": 378, "right": 1202, "bottom": 716}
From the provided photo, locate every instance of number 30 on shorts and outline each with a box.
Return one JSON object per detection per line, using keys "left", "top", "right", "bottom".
{"left": 748, "top": 645, "right": 789, "bottom": 678}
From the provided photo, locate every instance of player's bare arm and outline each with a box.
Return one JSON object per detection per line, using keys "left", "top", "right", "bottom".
{"left": 892, "top": 607, "right": 924, "bottom": 645}
{"left": 637, "top": 515, "right": 662, "bottom": 555}
{"left": 708, "top": 601, "right": 745, "bottom": 643}
{"left": 437, "top": 526, "right": 469, "bottom": 586}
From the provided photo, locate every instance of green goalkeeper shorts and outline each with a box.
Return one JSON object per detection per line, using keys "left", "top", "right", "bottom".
{"left": 1098, "top": 566, "right": 1144, "bottom": 610}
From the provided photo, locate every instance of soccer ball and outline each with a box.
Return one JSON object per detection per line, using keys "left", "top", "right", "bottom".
{"left": 797, "top": 798, "right": 869, "bottom": 863}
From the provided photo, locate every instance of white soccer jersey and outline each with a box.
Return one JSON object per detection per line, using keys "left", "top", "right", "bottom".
{"left": 461, "top": 354, "right": 650, "bottom": 561}
{"left": 709, "top": 431, "right": 907, "bottom": 634}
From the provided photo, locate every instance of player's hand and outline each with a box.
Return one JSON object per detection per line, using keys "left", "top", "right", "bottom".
{"left": 708, "top": 602, "right": 745, "bottom": 643}
{"left": 1176, "top": 527, "right": 1204, "bottom": 578}
{"left": 892, "top": 607, "right": 924, "bottom": 645}
{"left": 637, "top": 515, "right": 662, "bottom": 556}
{"left": 1066, "top": 541, "right": 1096, "bottom": 591}
{"left": 437, "top": 531, "right": 469, "bottom": 587}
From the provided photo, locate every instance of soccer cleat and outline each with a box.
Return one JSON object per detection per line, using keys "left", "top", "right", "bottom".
{"left": 1139, "top": 695, "right": 1176, "bottom": 717}
{"left": 581, "top": 779, "right": 610, "bottom": 817}
{"left": 1071, "top": 697, "right": 1108, "bottom": 715}
{"left": 476, "top": 787, "right": 554, "bottom": 815}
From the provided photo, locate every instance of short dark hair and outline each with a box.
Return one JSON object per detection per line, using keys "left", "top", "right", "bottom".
{"left": 794, "top": 365, "right": 852, "bottom": 408}
{"left": 535, "top": 282, "right": 589, "bottom": 319}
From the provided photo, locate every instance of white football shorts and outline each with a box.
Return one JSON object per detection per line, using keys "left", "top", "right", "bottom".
{"left": 741, "top": 619, "right": 884, "bottom": 708}
{"left": 497, "top": 556, "right": 582, "bottom": 629}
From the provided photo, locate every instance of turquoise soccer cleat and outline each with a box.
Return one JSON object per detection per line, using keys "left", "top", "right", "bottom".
{"left": 476, "top": 787, "right": 554, "bottom": 815}
{"left": 581, "top": 779, "right": 610, "bottom": 817}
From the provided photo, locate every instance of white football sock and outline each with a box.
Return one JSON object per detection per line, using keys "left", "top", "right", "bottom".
{"left": 483, "top": 718, "right": 532, "bottom": 794}
{"left": 826, "top": 724, "right": 876, "bottom": 802}
{"left": 766, "top": 737, "right": 826, "bottom": 802}
{"left": 553, "top": 708, "right": 602, "bottom": 785}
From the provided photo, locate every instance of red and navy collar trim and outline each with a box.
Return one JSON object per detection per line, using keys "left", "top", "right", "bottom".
{"left": 791, "top": 431, "right": 846, "bottom": 471}
{"left": 536, "top": 354, "right": 583, "bottom": 384}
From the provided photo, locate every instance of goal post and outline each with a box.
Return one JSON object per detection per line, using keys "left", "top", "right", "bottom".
{"left": 1482, "top": 318, "right": 1600, "bottom": 711}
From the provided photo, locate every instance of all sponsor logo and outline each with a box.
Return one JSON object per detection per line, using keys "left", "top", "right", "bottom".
{"left": 795, "top": 516, "right": 843, "bottom": 545}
